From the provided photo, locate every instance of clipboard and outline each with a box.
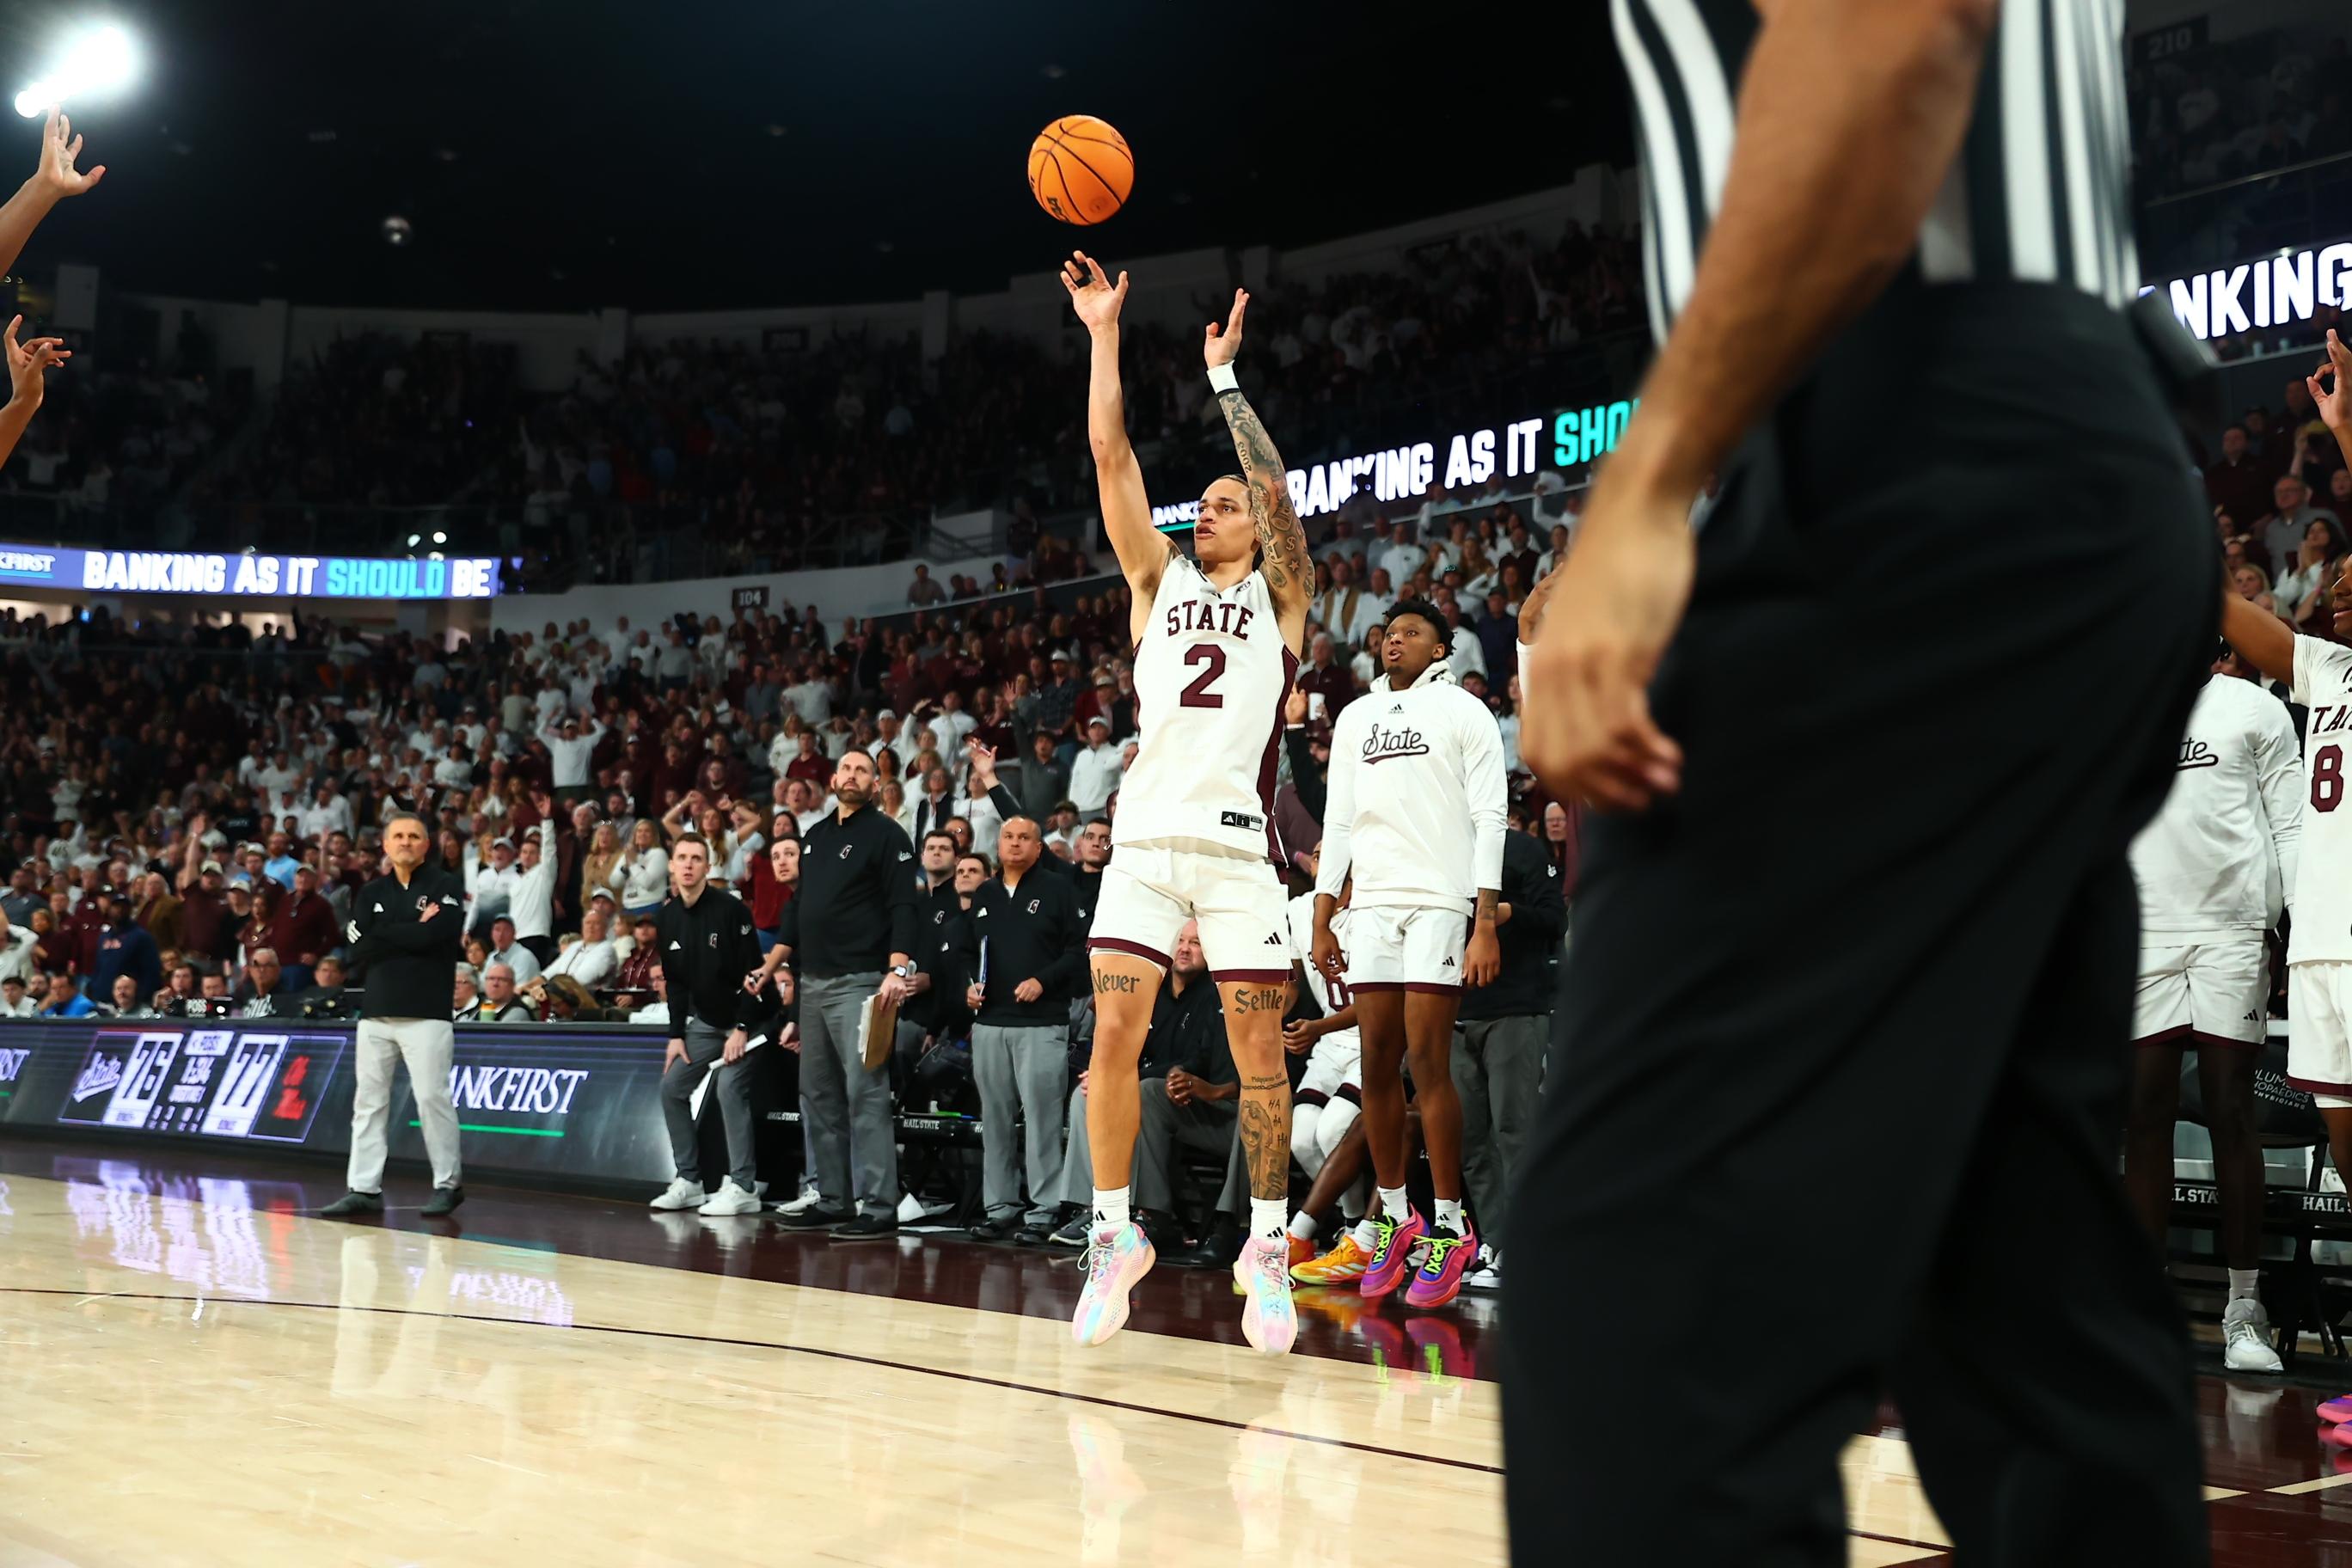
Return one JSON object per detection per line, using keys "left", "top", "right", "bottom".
{"left": 857, "top": 987, "right": 903, "bottom": 1070}
{"left": 688, "top": 1032, "right": 768, "bottom": 1120}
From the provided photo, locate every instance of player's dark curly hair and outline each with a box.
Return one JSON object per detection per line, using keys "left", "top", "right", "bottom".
{"left": 1383, "top": 595, "right": 1452, "bottom": 649}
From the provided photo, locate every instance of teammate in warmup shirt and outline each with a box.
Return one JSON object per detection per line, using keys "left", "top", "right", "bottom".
{"left": 2122, "top": 649, "right": 2301, "bottom": 1373}
{"left": 2222, "top": 328, "right": 2352, "bottom": 1436}
{"left": 1311, "top": 597, "right": 1508, "bottom": 1308}
{"left": 1060, "top": 251, "right": 1312, "bottom": 1354}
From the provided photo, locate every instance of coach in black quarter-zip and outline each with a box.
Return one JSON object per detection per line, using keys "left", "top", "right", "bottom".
{"left": 766, "top": 750, "right": 919, "bottom": 1240}
{"left": 1515, "top": 3, "right": 2212, "bottom": 1564}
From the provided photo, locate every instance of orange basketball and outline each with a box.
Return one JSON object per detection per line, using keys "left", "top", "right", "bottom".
{"left": 1027, "top": 114, "right": 1134, "bottom": 226}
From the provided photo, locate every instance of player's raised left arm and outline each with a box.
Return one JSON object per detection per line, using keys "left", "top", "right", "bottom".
{"left": 0, "top": 110, "right": 103, "bottom": 285}
{"left": 1206, "top": 290, "right": 1312, "bottom": 647}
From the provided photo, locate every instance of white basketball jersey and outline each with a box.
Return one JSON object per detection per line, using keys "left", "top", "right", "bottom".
{"left": 1116, "top": 558, "right": 1298, "bottom": 861}
{"left": 2292, "top": 637, "right": 2352, "bottom": 964}
{"left": 1287, "top": 892, "right": 1359, "bottom": 1050}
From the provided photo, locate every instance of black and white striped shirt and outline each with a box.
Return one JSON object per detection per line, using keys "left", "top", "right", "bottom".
{"left": 1614, "top": 0, "right": 2139, "bottom": 345}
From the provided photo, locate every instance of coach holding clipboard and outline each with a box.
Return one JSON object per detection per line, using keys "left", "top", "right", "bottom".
{"left": 757, "top": 749, "right": 918, "bottom": 1240}
{"left": 322, "top": 811, "right": 469, "bottom": 1220}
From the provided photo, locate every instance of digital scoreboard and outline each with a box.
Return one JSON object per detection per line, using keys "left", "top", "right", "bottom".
{"left": 57, "top": 1028, "right": 345, "bottom": 1141}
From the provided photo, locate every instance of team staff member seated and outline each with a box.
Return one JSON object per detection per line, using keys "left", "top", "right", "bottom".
{"left": 322, "top": 812, "right": 469, "bottom": 1220}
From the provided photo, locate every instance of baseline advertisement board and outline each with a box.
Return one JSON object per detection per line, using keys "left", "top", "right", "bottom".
{"left": 0, "top": 1019, "right": 676, "bottom": 1185}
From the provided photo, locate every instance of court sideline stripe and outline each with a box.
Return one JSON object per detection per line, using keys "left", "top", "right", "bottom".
{"left": 0, "top": 1285, "right": 1508, "bottom": 1479}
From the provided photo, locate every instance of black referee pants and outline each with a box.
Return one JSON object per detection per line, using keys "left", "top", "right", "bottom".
{"left": 1504, "top": 286, "right": 2216, "bottom": 1566}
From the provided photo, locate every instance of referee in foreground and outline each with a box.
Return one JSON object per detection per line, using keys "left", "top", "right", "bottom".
{"left": 768, "top": 749, "right": 917, "bottom": 1240}
{"left": 323, "top": 812, "right": 469, "bottom": 1219}
{"left": 1518, "top": 2, "right": 2211, "bottom": 1562}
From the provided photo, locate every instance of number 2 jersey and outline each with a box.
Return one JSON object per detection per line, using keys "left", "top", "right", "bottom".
{"left": 2292, "top": 635, "right": 2352, "bottom": 964}
{"left": 1114, "top": 555, "right": 1299, "bottom": 863}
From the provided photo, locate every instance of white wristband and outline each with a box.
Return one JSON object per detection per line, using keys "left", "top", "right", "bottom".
{"left": 1207, "top": 363, "right": 1240, "bottom": 395}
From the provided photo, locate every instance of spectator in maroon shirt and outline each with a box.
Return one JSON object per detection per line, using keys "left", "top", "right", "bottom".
{"left": 268, "top": 865, "right": 340, "bottom": 992}
{"left": 1296, "top": 631, "right": 1356, "bottom": 720}
{"left": 785, "top": 730, "right": 833, "bottom": 787}
{"left": 2206, "top": 425, "right": 2275, "bottom": 538}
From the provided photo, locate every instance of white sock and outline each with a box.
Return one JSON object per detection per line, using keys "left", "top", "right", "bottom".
{"left": 1351, "top": 1218, "right": 1380, "bottom": 1251}
{"left": 1092, "top": 1187, "right": 1130, "bottom": 1233}
{"left": 2228, "top": 1268, "right": 2262, "bottom": 1304}
{"left": 1287, "top": 1211, "right": 1318, "bottom": 1242}
{"left": 1250, "top": 1197, "right": 1288, "bottom": 1244}
{"left": 1434, "top": 1198, "right": 1465, "bottom": 1235}
{"left": 1377, "top": 1185, "right": 1410, "bottom": 1222}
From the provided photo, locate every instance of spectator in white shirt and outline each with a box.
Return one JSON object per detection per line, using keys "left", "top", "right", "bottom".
{"left": 615, "top": 818, "right": 671, "bottom": 916}
{"left": 0, "top": 907, "right": 36, "bottom": 988}
{"left": 469, "top": 836, "right": 521, "bottom": 934}
{"left": 506, "top": 812, "right": 560, "bottom": 962}
{"left": 541, "top": 714, "right": 604, "bottom": 798}
{"left": 876, "top": 710, "right": 925, "bottom": 777}
{"left": 929, "top": 689, "right": 978, "bottom": 755}
{"left": 0, "top": 973, "right": 36, "bottom": 1017}
{"left": 485, "top": 916, "right": 544, "bottom": 987}
{"left": 1068, "top": 716, "right": 1125, "bottom": 817}
{"left": 297, "top": 783, "right": 354, "bottom": 843}
{"left": 544, "top": 907, "right": 619, "bottom": 990}
{"left": 1378, "top": 524, "right": 1427, "bottom": 589}
{"left": 656, "top": 628, "right": 694, "bottom": 689}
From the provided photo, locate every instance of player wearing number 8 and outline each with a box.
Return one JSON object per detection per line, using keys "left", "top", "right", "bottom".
{"left": 2220, "top": 407, "right": 2352, "bottom": 1196}
{"left": 1060, "top": 250, "right": 1311, "bottom": 1354}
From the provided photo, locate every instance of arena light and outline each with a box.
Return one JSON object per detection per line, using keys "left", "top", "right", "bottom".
{"left": 13, "top": 22, "right": 139, "bottom": 119}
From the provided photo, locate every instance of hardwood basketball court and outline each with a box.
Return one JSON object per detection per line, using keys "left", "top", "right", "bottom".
{"left": 0, "top": 1142, "right": 2345, "bottom": 1565}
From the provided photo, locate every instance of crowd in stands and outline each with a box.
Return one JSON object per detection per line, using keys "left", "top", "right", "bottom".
{"left": 3, "top": 358, "right": 242, "bottom": 532}
{"left": 2132, "top": 23, "right": 2351, "bottom": 201}
{"left": 2208, "top": 378, "right": 2352, "bottom": 630}
{"left": 224, "top": 332, "right": 524, "bottom": 510}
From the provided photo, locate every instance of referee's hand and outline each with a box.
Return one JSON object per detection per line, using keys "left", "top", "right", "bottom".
{"left": 1521, "top": 492, "right": 1693, "bottom": 813}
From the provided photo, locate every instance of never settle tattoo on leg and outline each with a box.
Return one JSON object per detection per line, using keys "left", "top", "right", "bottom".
{"left": 1237, "top": 1072, "right": 1290, "bottom": 1199}
{"left": 1093, "top": 971, "right": 1141, "bottom": 995}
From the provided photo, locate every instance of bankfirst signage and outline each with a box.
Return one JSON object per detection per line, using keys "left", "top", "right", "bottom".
{"left": 0, "top": 1020, "right": 681, "bottom": 1185}
{"left": 0, "top": 546, "right": 502, "bottom": 599}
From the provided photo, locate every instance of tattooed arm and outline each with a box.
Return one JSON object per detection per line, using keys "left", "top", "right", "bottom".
{"left": 1204, "top": 289, "right": 1313, "bottom": 652}
{"left": 1063, "top": 251, "right": 1174, "bottom": 635}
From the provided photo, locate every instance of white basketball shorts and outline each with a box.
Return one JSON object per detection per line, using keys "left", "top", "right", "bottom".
{"left": 2289, "top": 961, "right": 2352, "bottom": 1108}
{"left": 2131, "top": 939, "right": 2267, "bottom": 1048}
{"left": 1344, "top": 903, "right": 1468, "bottom": 993}
{"left": 1297, "top": 1028, "right": 1363, "bottom": 1106}
{"left": 1087, "top": 842, "right": 1290, "bottom": 985}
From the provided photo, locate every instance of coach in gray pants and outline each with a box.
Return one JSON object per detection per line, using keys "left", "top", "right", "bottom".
{"left": 1452, "top": 824, "right": 1564, "bottom": 1265}
{"left": 766, "top": 750, "right": 920, "bottom": 1240}
{"left": 959, "top": 817, "right": 1084, "bottom": 1241}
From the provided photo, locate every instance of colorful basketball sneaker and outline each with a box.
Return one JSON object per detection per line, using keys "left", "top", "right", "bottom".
{"left": 1234, "top": 1235, "right": 1298, "bottom": 1355}
{"left": 1291, "top": 1232, "right": 1375, "bottom": 1285}
{"left": 2323, "top": 1421, "right": 2352, "bottom": 1452}
{"left": 1072, "top": 1223, "right": 1155, "bottom": 1347}
{"left": 1231, "top": 1234, "right": 1318, "bottom": 1295}
{"left": 1404, "top": 1223, "right": 1478, "bottom": 1309}
{"left": 2321, "top": 1395, "right": 2352, "bottom": 1424}
{"left": 1359, "top": 1208, "right": 1425, "bottom": 1300}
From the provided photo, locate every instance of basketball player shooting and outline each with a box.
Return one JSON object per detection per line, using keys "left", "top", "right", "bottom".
{"left": 1516, "top": 1, "right": 2214, "bottom": 1561}
{"left": 1058, "top": 252, "right": 1310, "bottom": 1355}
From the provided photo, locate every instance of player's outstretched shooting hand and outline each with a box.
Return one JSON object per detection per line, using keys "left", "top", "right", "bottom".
{"left": 34, "top": 107, "right": 101, "bottom": 199}
{"left": 1204, "top": 289, "right": 1246, "bottom": 369}
{"left": 1062, "top": 252, "right": 1128, "bottom": 332}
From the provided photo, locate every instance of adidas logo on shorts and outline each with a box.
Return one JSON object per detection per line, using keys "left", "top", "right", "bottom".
{"left": 1264, "top": 931, "right": 1283, "bottom": 945}
{"left": 1441, "top": 955, "right": 1455, "bottom": 967}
